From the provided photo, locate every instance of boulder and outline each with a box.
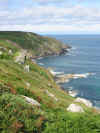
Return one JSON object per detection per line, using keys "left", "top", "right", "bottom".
{"left": 15, "top": 50, "right": 27, "bottom": 64}
{"left": 22, "top": 96, "right": 41, "bottom": 106}
{"left": 45, "top": 90, "right": 58, "bottom": 101}
{"left": 8, "top": 49, "right": 13, "bottom": 55}
{"left": 75, "top": 97, "right": 92, "bottom": 108}
{"left": 0, "top": 51, "right": 3, "bottom": 55}
{"left": 55, "top": 73, "right": 94, "bottom": 84}
{"left": 15, "top": 56, "right": 25, "bottom": 64}
{"left": 67, "top": 104, "right": 84, "bottom": 113}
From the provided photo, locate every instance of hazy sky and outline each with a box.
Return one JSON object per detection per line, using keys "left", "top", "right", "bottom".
{"left": 0, "top": 0, "right": 100, "bottom": 34}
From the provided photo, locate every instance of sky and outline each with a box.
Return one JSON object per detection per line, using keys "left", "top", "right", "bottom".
{"left": 0, "top": 0, "right": 100, "bottom": 34}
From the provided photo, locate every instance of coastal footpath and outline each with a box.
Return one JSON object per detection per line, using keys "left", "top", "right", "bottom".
{"left": 0, "top": 31, "right": 100, "bottom": 133}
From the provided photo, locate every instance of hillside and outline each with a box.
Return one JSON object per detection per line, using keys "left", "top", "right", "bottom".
{"left": 0, "top": 34, "right": 100, "bottom": 133}
{"left": 0, "top": 31, "right": 70, "bottom": 58}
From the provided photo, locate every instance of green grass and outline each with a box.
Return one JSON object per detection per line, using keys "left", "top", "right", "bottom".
{"left": 0, "top": 36, "right": 100, "bottom": 133}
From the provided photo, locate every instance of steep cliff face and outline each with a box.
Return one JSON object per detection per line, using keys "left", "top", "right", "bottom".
{"left": 0, "top": 31, "right": 70, "bottom": 58}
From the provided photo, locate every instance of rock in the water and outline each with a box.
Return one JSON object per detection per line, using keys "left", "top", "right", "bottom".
{"left": 23, "top": 96, "right": 41, "bottom": 106}
{"left": 45, "top": 90, "right": 58, "bottom": 101}
{"left": 24, "top": 65, "right": 30, "bottom": 72}
{"left": 26, "top": 82, "right": 30, "bottom": 88}
{"left": 75, "top": 97, "right": 92, "bottom": 108}
{"left": 68, "top": 90, "right": 78, "bottom": 97}
{"left": 67, "top": 104, "right": 84, "bottom": 113}
{"left": 55, "top": 73, "right": 94, "bottom": 84}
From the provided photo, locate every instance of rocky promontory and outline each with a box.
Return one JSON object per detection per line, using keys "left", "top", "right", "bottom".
{"left": 0, "top": 31, "right": 71, "bottom": 59}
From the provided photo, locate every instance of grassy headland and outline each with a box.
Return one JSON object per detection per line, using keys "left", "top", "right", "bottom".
{"left": 0, "top": 31, "right": 70, "bottom": 58}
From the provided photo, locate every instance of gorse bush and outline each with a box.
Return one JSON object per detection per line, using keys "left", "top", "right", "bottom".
{"left": 42, "top": 111, "right": 100, "bottom": 133}
{"left": 0, "top": 53, "right": 12, "bottom": 60}
{"left": 0, "top": 93, "right": 45, "bottom": 133}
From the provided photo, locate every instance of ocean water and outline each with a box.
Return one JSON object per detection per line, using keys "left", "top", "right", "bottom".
{"left": 37, "top": 35, "right": 100, "bottom": 108}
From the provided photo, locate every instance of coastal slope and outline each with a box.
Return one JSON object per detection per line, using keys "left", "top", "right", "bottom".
{"left": 0, "top": 33, "right": 100, "bottom": 133}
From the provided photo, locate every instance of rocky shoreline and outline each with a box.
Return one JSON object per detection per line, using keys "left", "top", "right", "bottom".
{"left": 29, "top": 45, "right": 96, "bottom": 111}
{"left": 30, "top": 45, "right": 71, "bottom": 60}
{"left": 55, "top": 73, "right": 94, "bottom": 84}
{"left": 49, "top": 69, "right": 95, "bottom": 110}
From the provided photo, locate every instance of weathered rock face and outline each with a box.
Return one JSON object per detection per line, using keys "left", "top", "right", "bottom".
{"left": 59, "top": 47, "right": 70, "bottom": 55}
{"left": 67, "top": 104, "right": 84, "bottom": 113}
{"left": 22, "top": 96, "right": 41, "bottom": 107}
{"left": 75, "top": 97, "right": 93, "bottom": 108}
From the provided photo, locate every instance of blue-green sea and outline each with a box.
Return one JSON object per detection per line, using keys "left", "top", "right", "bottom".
{"left": 37, "top": 35, "right": 100, "bottom": 108}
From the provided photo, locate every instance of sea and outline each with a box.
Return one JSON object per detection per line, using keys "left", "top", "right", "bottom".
{"left": 37, "top": 35, "right": 100, "bottom": 108}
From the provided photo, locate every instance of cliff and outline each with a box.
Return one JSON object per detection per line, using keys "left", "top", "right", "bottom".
{"left": 0, "top": 31, "right": 70, "bottom": 58}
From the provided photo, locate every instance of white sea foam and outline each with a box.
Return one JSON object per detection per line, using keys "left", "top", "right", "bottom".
{"left": 68, "top": 90, "right": 78, "bottom": 97}
{"left": 68, "top": 86, "right": 78, "bottom": 97}
{"left": 65, "top": 79, "right": 70, "bottom": 83}
{"left": 72, "top": 73, "right": 96, "bottom": 79}
{"left": 37, "top": 57, "right": 43, "bottom": 60}
{"left": 55, "top": 72, "right": 96, "bottom": 84}
{"left": 66, "top": 48, "right": 72, "bottom": 52}
{"left": 65, "top": 47, "right": 77, "bottom": 56}
{"left": 72, "top": 47, "right": 77, "bottom": 50}
{"left": 38, "top": 63, "right": 44, "bottom": 66}
{"left": 50, "top": 70, "right": 64, "bottom": 76}
{"left": 57, "top": 73, "right": 96, "bottom": 79}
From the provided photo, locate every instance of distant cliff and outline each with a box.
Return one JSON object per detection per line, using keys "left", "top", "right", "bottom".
{"left": 0, "top": 31, "right": 71, "bottom": 58}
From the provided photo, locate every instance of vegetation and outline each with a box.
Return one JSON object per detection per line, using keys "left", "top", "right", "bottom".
{"left": 0, "top": 32, "right": 100, "bottom": 133}
{"left": 0, "top": 31, "right": 69, "bottom": 57}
